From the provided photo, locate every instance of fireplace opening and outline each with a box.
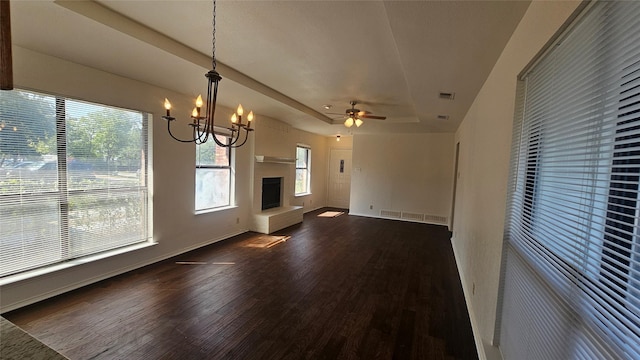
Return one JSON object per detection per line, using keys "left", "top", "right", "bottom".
{"left": 262, "top": 177, "right": 282, "bottom": 210}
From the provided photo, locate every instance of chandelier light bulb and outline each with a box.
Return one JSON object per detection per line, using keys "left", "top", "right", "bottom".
{"left": 195, "top": 95, "right": 203, "bottom": 108}
{"left": 191, "top": 108, "right": 199, "bottom": 118}
{"left": 231, "top": 113, "right": 238, "bottom": 123}
{"left": 164, "top": 98, "right": 172, "bottom": 117}
{"left": 355, "top": 119, "right": 363, "bottom": 127}
{"left": 237, "top": 104, "right": 244, "bottom": 116}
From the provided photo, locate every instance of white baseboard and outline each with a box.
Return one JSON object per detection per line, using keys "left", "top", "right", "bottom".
{"left": 347, "top": 211, "right": 448, "bottom": 226}
{"left": 303, "top": 205, "right": 323, "bottom": 214}
{"left": 451, "top": 236, "right": 501, "bottom": 360}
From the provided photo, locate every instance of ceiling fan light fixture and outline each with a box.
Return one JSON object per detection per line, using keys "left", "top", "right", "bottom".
{"left": 340, "top": 100, "right": 385, "bottom": 128}
{"left": 344, "top": 117, "right": 354, "bottom": 128}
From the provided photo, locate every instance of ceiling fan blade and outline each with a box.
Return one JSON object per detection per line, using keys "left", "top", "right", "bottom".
{"left": 360, "top": 114, "right": 387, "bottom": 120}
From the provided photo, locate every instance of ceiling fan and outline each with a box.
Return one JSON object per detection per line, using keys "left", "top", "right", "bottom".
{"left": 328, "top": 101, "right": 387, "bottom": 128}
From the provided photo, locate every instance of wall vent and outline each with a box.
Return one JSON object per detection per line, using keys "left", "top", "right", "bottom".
{"left": 401, "top": 212, "right": 424, "bottom": 222}
{"left": 424, "top": 214, "right": 448, "bottom": 224}
{"left": 437, "top": 115, "right": 450, "bottom": 120}
{"left": 439, "top": 92, "right": 456, "bottom": 100}
{"left": 379, "top": 210, "right": 448, "bottom": 225}
{"left": 380, "top": 210, "right": 402, "bottom": 219}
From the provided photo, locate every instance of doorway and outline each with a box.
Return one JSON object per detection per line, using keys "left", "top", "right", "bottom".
{"left": 328, "top": 148, "right": 352, "bottom": 209}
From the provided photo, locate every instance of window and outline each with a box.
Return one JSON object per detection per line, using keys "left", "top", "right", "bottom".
{"left": 195, "top": 135, "right": 231, "bottom": 211}
{"left": 0, "top": 89, "right": 149, "bottom": 278}
{"left": 502, "top": 2, "right": 640, "bottom": 358}
{"left": 295, "top": 145, "right": 311, "bottom": 195}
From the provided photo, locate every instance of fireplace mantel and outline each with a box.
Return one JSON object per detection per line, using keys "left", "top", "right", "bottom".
{"left": 255, "top": 155, "right": 295, "bottom": 164}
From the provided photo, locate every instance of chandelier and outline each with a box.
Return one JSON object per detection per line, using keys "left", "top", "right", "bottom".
{"left": 161, "top": 0, "right": 253, "bottom": 148}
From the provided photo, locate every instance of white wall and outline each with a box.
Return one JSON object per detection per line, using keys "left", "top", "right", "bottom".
{"left": 451, "top": 2, "right": 582, "bottom": 359}
{"left": 252, "top": 115, "right": 328, "bottom": 214}
{"left": 0, "top": 46, "right": 253, "bottom": 312}
{"left": 350, "top": 133, "right": 454, "bottom": 223}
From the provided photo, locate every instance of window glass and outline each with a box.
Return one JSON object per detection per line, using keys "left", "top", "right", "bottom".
{"left": 295, "top": 146, "right": 310, "bottom": 195}
{"left": 0, "top": 90, "right": 149, "bottom": 277}
{"left": 195, "top": 135, "right": 231, "bottom": 211}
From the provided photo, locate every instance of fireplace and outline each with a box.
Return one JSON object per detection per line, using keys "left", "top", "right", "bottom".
{"left": 262, "top": 177, "right": 282, "bottom": 210}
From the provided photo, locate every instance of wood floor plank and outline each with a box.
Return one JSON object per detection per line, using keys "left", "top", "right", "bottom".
{"left": 4, "top": 209, "right": 477, "bottom": 359}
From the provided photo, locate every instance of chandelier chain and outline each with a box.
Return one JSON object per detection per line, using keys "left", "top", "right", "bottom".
{"left": 211, "top": 0, "right": 217, "bottom": 70}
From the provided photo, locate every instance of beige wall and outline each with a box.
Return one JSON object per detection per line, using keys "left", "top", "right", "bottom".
{"left": 327, "top": 134, "right": 353, "bottom": 151}
{"left": 252, "top": 116, "right": 329, "bottom": 214}
{"left": 350, "top": 133, "right": 454, "bottom": 223}
{"left": 0, "top": 46, "right": 253, "bottom": 311}
{"left": 451, "top": 1, "right": 582, "bottom": 358}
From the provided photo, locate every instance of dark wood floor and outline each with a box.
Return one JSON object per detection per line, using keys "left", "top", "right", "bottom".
{"left": 4, "top": 209, "right": 477, "bottom": 360}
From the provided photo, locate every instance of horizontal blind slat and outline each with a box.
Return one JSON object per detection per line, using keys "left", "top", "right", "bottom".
{"left": 502, "top": 2, "right": 640, "bottom": 359}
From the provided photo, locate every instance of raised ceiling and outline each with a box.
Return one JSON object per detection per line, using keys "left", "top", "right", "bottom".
{"left": 9, "top": 0, "right": 531, "bottom": 136}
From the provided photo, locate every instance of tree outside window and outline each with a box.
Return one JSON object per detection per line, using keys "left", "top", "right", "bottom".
{"left": 295, "top": 146, "right": 310, "bottom": 195}
{"left": 195, "top": 135, "right": 231, "bottom": 211}
{"left": 0, "top": 90, "right": 149, "bottom": 277}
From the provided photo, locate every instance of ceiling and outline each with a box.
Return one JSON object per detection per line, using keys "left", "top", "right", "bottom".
{"left": 9, "top": 0, "right": 531, "bottom": 137}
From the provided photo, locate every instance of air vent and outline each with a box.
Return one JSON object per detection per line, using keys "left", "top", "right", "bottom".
{"left": 424, "top": 214, "right": 448, "bottom": 224}
{"left": 379, "top": 210, "right": 448, "bottom": 225}
{"left": 437, "top": 115, "right": 450, "bottom": 120}
{"left": 380, "top": 210, "right": 401, "bottom": 219}
{"left": 439, "top": 92, "right": 456, "bottom": 100}
{"left": 401, "top": 212, "right": 424, "bottom": 222}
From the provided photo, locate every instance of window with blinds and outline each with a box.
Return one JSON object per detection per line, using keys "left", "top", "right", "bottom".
{"left": 295, "top": 145, "right": 311, "bottom": 195}
{"left": 195, "top": 134, "right": 231, "bottom": 211}
{"left": 0, "top": 89, "right": 150, "bottom": 278}
{"left": 502, "top": 1, "right": 640, "bottom": 358}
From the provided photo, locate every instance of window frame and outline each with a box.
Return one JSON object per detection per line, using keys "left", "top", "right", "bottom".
{"left": 194, "top": 133, "right": 233, "bottom": 212}
{"left": 0, "top": 89, "right": 150, "bottom": 279}
{"left": 295, "top": 145, "right": 311, "bottom": 196}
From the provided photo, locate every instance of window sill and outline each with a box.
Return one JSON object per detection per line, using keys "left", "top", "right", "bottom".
{"left": 295, "top": 192, "right": 312, "bottom": 197}
{"left": 195, "top": 205, "right": 238, "bottom": 215}
{"left": 0, "top": 241, "right": 157, "bottom": 286}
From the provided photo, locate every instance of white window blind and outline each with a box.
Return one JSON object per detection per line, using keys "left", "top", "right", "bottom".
{"left": 502, "top": 2, "right": 640, "bottom": 358}
{"left": 0, "top": 89, "right": 149, "bottom": 277}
